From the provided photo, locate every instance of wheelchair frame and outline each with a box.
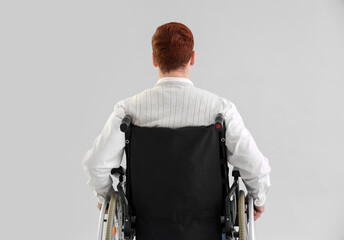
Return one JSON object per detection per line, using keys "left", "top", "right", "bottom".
{"left": 97, "top": 113, "right": 256, "bottom": 240}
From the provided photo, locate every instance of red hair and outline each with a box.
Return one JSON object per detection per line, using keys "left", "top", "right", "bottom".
{"left": 152, "top": 22, "right": 194, "bottom": 74}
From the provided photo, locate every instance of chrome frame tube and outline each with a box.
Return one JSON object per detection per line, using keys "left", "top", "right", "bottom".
{"left": 248, "top": 196, "right": 255, "bottom": 240}
{"left": 97, "top": 197, "right": 109, "bottom": 240}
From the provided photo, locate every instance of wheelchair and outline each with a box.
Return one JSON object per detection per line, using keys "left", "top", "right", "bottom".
{"left": 97, "top": 113, "right": 256, "bottom": 240}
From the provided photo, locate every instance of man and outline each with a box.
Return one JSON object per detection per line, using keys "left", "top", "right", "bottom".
{"left": 82, "top": 22, "right": 271, "bottom": 222}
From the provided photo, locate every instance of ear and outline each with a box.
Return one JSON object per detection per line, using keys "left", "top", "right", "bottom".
{"left": 152, "top": 52, "right": 158, "bottom": 67}
{"left": 190, "top": 50, "right": 195, "bottom": 66}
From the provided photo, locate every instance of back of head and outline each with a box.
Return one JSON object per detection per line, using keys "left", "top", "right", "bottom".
{"left": 151, "top": 22, "right": 194, "bottom": 74}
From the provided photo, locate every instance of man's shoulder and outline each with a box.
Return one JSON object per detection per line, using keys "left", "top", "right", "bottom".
{"left": 192, "top": 87, "right": 237, "bottom": 116}
{"left": 122, "top": 88, "right": 150, "bottom": 104}
{"left": 194, "top": 86, "right": 220, "bottom": 98}
{"left": 113, "top": 87, "right": 152, "bottom": 112}
{"left": 193, "top": 87, "right": 235, "bottom": 108}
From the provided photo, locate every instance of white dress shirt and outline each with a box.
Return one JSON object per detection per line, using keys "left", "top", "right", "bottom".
{"left": 82, "top": 77, "right": 271, "bottom": 206}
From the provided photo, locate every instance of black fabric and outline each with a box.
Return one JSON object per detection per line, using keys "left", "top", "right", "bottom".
{"left": 126, "top": 124, "right": 223, "bottom": 240}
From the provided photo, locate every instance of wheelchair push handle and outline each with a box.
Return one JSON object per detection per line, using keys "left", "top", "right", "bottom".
{"left": 215, "top": 113, "right": 225, "bottom": 131}
{"left": 120, "top": 115, "right": 132, "bottom": 132}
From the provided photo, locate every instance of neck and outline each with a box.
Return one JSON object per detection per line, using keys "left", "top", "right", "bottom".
{"left": 158, "top": 69, "right": 190, "bottom": 79}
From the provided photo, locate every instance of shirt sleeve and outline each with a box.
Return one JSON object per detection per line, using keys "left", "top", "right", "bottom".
{"left": 220, "top": 97, "right": 271, "bottom": 206}
{"left": 82, "top": 99, "right": 126, "bottom": 203}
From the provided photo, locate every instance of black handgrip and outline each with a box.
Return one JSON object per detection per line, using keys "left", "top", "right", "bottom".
{"left": 215, "top": 113, "right": 224, "bottom": 131}
{"left": 120, "top": 115, "right": 132, "bottom": 132}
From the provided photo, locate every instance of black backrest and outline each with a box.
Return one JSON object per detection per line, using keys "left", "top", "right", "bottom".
{"left": 124, "top": 123, "right": 227, "bottom": 240}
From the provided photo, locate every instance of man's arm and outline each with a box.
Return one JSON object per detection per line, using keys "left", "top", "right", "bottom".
{"left": 82, "top": 99, "right": 126, "bottom": 204}
{"left": 221, "top": 97, "right": 271, "bottom": 207}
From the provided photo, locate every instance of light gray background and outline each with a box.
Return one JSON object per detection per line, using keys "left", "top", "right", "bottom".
{"left": 1, "top": 0, "right": 343, "bottom": 239}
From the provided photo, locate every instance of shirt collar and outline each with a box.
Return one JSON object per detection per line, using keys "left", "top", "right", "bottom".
{"left": 155, "top": 77, "right": 194, "bottom": 87}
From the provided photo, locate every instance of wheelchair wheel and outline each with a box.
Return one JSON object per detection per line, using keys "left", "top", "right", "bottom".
{"left": 238, "top": 190, "right": 247, "bottom": 240}
{"left": 105, "top": 192, "right": 124, "bottom": 240}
